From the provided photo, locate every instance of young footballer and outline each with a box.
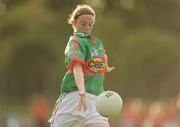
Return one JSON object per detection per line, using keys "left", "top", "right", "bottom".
{"left": 49, "top": 4, "right": 115, "bottom": 127}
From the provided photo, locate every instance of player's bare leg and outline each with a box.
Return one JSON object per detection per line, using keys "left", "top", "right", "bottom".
{"left": 86, "top": 122, "right": 110, "bottom": 127}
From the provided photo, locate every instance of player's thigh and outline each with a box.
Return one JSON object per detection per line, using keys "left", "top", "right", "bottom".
{"left": 50, "top": 113, "right": 79, "bottom": 127}
{"left": 50, "top": 120, "right": 78, "bottom": 127}
{"left": 85, "top": 122, "right": 110, "bottom": 127}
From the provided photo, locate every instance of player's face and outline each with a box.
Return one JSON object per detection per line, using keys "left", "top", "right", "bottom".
{"left": 73, "top": 14, "right": 95, "bottom": 34}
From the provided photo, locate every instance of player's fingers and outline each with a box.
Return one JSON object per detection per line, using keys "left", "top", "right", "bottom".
{"left": 77, "top": 96, "right": 87, "bottom": 111}
{"left": 109, "top": 67, "right": 115, "bottom": 72}
{"left": 83, "top": 96, "right": 87, "bottom": 110}
{"left": 82, "top": 101, "right": 86, "bottom": 111}
{"left": 78, "top": 104, "right": 84, "bottom": 111}
{"left": 77, "top": 103, "right": 80, "bottom": 111}
{"left": 77, "top": 101, "right": 82, "bottom": 111}
{"left": 84, "top": 103, "right": 87, "bottom": 111}
{"left": 79, "top": 102, "right": 85, "bottom": 111}
{"left": 81, "top": 97, "right": 87, "bottom": 111}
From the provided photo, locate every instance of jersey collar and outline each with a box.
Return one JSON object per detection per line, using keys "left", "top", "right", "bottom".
{"left": 74, "top": 32, "right": 91, "bottom": 38}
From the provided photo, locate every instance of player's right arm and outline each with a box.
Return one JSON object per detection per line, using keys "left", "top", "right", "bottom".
{"left": 73, "top": 62, "right": 87, "bottom": 112}
{"left": 65, "top": 36, "right": 87, "bottom": 111}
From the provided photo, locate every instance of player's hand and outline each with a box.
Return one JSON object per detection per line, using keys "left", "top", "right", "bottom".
{"left": 105, "top": 66, "right": 115, "bottom": 72}
{"left": 77, "top": 93, "right": 87, "bottom": 112}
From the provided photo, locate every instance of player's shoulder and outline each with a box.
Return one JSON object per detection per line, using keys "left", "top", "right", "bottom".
{"left": 69, "top": 35, "right": 84, "bottom": 44}
{"left": 69, "top": 35, "right": 83, "bottom": 45}
{"left": 93, "top": 36, "right": 103, "bottom": 45}
{"left": 69, "top": 35, "right": 78, "bottom": 42}
{"left": 68, "top": 35, "right": 87, "bottom": 49}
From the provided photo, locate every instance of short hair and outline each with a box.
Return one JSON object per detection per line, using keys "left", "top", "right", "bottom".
{"left": 68, "top": 4, "right": 95, "bottom": 24}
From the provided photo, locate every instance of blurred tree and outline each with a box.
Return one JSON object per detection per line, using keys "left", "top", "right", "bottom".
{"left": 1, "top": 1, "right": 68, "bottom": 102}
{"left": 5, "top": 0, "right": 28, "bottom": 8}
{"left": 108, "top": 28, "right": 180, "bottom": 99}
{"left": 44, "top": 0, "right": 81, "bottom": 11}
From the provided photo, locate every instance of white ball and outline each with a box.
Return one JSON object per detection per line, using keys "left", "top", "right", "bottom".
{"left": 95, "top": 91, "right": 123, "bottom": 117}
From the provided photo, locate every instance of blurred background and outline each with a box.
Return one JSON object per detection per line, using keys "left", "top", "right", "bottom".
{"left": 0, "top": 0, "right": 180, "bottom": 127}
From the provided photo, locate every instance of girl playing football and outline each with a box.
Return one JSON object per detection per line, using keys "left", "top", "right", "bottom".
{"left": 49, "top": 4, "right": 115, "bottom": 127}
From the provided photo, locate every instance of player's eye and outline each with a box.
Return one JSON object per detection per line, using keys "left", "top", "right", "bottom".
{"left": 81, "top": 23, "right": 86, "bottom": 26}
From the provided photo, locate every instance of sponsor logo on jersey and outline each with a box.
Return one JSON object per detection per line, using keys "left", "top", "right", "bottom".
{"left": 88, "top": 57, "right": 104, "bottom": 72}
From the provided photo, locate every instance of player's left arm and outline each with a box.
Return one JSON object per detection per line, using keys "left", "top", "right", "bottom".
{"left": 98, "top": 39, "right": 115, "bottom": 72}
{"left": 104, "top": 54, "right": 115, "bottom": 72}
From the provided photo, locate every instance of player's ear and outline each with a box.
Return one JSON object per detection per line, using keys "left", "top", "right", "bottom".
{"left": 72, "top": 21, "right": 77, "bottom": 30}
{"left": 71, "top": 20, "right": 76, "bottom": 26}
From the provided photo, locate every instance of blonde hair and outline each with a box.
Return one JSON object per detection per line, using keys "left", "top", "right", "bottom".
{"left": 68, "top": 4, "right": 96, "bottom": 24}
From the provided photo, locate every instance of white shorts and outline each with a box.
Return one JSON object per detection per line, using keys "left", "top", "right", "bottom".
{"left": 48, "top": 91, "right": 109, "bottom": 127}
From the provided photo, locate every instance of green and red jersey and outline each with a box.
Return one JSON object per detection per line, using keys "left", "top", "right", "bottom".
{"left": 61, "top": 32, "right": 106, "bottom": 95}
